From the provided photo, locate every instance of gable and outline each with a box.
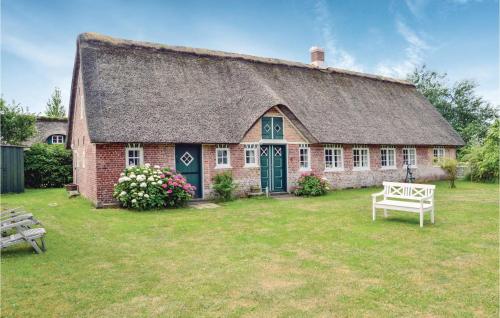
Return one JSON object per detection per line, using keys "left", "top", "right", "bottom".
{"left": 241, "top": 107, "right": 308, "bottom": 143}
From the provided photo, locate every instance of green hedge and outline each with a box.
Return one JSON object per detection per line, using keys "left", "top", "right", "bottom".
{"left": 25, "top": 143, "right": 73, "bottom": 188}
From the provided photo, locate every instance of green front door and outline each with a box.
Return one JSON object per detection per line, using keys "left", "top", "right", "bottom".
{"left": 260, "top": 145, "right": 286, "bottom": 192}
{"left": 175, "top": 144, "right": 202, "bottom": 198}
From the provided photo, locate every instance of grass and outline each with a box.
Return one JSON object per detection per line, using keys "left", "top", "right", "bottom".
{"left": 1, "top": 181, "right": 498, "bottom": 317}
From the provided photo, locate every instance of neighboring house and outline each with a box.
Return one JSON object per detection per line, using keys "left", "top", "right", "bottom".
{"left": 67, "top": 33, "right": 464, "bottom": 207}
{"left": 25, "top": 117, "right": 68, "bottom": 146}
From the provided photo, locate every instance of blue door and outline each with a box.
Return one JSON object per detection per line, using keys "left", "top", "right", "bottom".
{"left": 175, "top": 144, "right": 202, "bottom": 198}
{"left": 260, "top": 145, "right": 286, "bottom": 192}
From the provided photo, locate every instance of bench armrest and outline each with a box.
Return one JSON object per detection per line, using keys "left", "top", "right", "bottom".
{"left": 419, "top": 195, "right": 434, "bottom": 202}
{"left": 371, "top": 191, "right": 384, "bottom": 198}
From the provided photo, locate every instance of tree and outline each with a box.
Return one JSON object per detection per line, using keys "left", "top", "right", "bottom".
{"left": 0, "top": 97, "right": 36, "bottom": 145}
{"left": 44, "top": 87, "right": 66, "bottom": 118}
{"left": 408, "top": 66, "right": 498, "bottom": 146}
{"left": 462, "top": 120, "right": 499, "bottom": 182}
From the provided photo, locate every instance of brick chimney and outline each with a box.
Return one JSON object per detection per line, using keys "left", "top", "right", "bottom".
{"left": 309, "top": 46, "right": 325, "bottom": 67}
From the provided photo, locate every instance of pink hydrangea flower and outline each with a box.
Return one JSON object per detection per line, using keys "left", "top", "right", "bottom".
{"left": 161, "top": 184, "right": 168, "bottom": 189}
{"left": 167, "top": 189, "right": 172, "bottom": 194}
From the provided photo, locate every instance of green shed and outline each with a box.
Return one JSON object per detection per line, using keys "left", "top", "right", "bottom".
{"left": 1, "top": 145, "right": 25, "bottom": 194}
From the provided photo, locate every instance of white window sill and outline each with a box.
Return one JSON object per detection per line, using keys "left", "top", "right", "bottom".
{"left": 244, "top": 164, "right": 259, "bottom": 168}
{"left": 380, "top": 166, "right": 396, "bottom": 170}
{"left": 353, "top": 167, "right": 370, "bottom": 171}
{"left": 404, "top": 165, "right": 418, "bottom": 169}
{"left": 215, "top": 165, "right": 232, "bottom": 169}
{"left": 299, "top": 167, "right": 311, "bottom": 172}
{"left": 324, "top": 168, "right": 344, "bottom": 172}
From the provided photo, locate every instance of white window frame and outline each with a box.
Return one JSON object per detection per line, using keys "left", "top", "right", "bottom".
{"left": 380, "top": 146, "right": 396, "bottom": 170}
{"left": 51, "top": 135, "right": 65, "bottom": 144}
{"left": 324, "top": 145, "right": 344, "bottom": 171}
{"left": 126, "top": 143, "right": 143, "bottom": 167}
{"left": 215, "top": 144, "right": 231, "bottom": 169}
{"left": 402, "top": 147, "right": 417, "bottom": 168}
{"left": 352, "top": 146, "right": 370, "bottom": 171}
{"left": 244, "top": 144, "right": 259, "bottom": 168}
{"left": 299, "top": 144, "right": 311, "bottom": 171}
{"left": 433, "top": 147, "right": 445, "bottom": 166}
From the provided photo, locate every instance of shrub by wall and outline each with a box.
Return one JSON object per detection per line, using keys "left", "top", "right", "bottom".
{"left": 24, "top": 143, "right": 73, "bottom": 188}
{"left": 294, "top": 173, "right": 329, "bottom": 196}
{"left": 113, "top": 164, "right": 196, "bottom": 210}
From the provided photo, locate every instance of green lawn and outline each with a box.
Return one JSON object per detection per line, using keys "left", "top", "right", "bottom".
{"left": 1, "top": 181, "right": 498, "bottom": 317}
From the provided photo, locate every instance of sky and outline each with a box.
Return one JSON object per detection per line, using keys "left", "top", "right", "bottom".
{"left": 1, "top": 0, "right": 498, "bottom": 114}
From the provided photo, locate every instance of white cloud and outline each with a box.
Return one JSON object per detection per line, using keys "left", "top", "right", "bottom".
{"left": 375, "top": 19, "right": 430, "bottom": 78}
{"left": 313, "top": 0, "right": 363, "bottom": 71}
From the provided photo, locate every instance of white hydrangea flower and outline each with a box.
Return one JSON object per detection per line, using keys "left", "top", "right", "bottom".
{"left": 120, "top": 191, "right": 127, "bottom": 196}
{"left": 136, "top": 175, "right": 146, "bottom": 182}
{"left": 131, "top": 199, "right": 137, "bottom": 203}
{"left": 154, "top": 165, "right": 160, "bottom": 169}
{"left": 138, "top": 192, "right": 144, "bottom": 197}
{"left": 144, "top": 194, "right": 149, "bottom": 198}
{"left": 140, "top": 182, "right": 147, "bottom": 188}
{"left": 147, "top": 176, "right": 155, "bottom": 182}
{"left": 130, "top": 182, "right": 137, "bottom": 187}
{"left": 145, "top": 163, "right": 151, "bottom": 168}
{"left": 129, "top": 174, "right": 136, "bottom": 179}
{"left": 120, "top": 172, "right": 125, "bottom": 177}
{"left": 157, "top": 180, "right": 162, "bottom": 185}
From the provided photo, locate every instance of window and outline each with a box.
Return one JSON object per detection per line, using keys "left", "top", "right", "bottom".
{"left": 380, "top": 146, "right": 396, "bottom": 169}
{"left": 433, "top": 147, "right": 445, "bottom": 165}
{"left": 324, "top": 145, "right": 343, "bottom": 171}
{"left": 402, "top": 147, "right": 417, "bottom": 167}
{"left": 261, "top": 116, "right": 284, "bottom": 140}
{"left": 126, "top": 143, "right": 143, "bottom": 167}
{"left": 244, "top": 144, "right": 258, "bottom": 167}
{"left": 50, "top": 135, "right": 65, "bottom": 144}
{"left": 216, "top": 144, "right": 231, "bottom": 168}
{"left": 299, "top": 144, "right": 310, "bottom": 170}
{"left": 353, "top": 147, "right": 369, "bottom": 170}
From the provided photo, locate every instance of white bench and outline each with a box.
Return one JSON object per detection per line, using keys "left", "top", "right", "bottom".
{"left": 372, "top": 182, "right": 435, "bottom": 227}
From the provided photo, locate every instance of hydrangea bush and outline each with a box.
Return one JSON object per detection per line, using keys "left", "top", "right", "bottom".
{"left": 113, "top": 164, "right": 196, "bottom": 210}
{"left": 294, "top": 173, "right": 329, "bottom": 197}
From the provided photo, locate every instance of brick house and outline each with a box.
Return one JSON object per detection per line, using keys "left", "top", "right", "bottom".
{"left": 67, "top": 33, "right": 464, "bottom": 207}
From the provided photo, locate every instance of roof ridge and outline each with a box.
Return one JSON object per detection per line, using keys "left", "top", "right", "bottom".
{"left": 78, "top": 32, "right": 414, "bottom": 87}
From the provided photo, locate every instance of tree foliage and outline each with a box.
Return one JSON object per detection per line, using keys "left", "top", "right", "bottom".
{"left": 408, "top": 66, "right": 498, "bottom": 146}
{"left": 24, "top": 143, "right": 73, "bottom": 188}
{"left": 0, "top": 97, "right": 36, "bottom": 145}
{"left": 44, "top": 87, "right": 66, "bottom": 118}
{"left": 461, "top": 120, "right": 499, "bottom": 182}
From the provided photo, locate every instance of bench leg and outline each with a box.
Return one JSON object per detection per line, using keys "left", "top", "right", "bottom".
{"left": 29, "top": 239, "right": 43, "bottom": 254}
{"left": 383, "top": 209, "right": 388, "bottom": 218}
{"left": 372, "top": 205, "right": 376, "bottom": 221}
{"left": 419, "top": 210, "right": 424, "bottom": 228}
{"left": 431, "top": 207, "right": 435, "bottom": 224}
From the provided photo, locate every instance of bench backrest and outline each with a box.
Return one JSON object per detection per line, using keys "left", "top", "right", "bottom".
{"left": 382, "top": 182, "right": 435, "bottom": 200}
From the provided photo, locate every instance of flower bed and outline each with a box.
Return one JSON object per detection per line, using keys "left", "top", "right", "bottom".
{"left": 113, "top": 164, "right": 196, "bottom": 210}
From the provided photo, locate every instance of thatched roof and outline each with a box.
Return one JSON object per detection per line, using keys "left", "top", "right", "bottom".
{"left": 25, "top": 117, "right": 68, "bottom": 147}
{"left": 68, "top": 33, "right": 464, "bottom": 146}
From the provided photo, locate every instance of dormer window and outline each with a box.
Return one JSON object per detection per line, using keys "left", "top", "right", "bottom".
{"left": 49, "top": 134, "right": 65, "bottom": 144}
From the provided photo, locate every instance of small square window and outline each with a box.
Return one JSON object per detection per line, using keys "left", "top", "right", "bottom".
{"left": 403, "top": 147, "right": 417, "bottom": 167}
{"left": 126, "top": 144, "right": 143, "bottom": 167}
{"left": 299, "top": 144, "right": 310, "bottom": 170}
{"left": 380, "top": 147, "right": 396, "bottom": 169}
{"left": 216, "top": 146, "right": 231, "bottom": 168}
{"left": 324, "top": 146, "right": 343, "bottom": 171}
{"left": 353, "top": 147, "right": 369, "bottom": 170}
{"left": 433, "top": 147, "right": 445, "bottom": 165}
{"left": 244, "top": 144, "right": 258, "bottom": 167}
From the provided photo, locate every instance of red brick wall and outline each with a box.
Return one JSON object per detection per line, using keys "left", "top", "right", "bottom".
{"left": 70, "top": 70, "right": 97, "bottom": 203}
